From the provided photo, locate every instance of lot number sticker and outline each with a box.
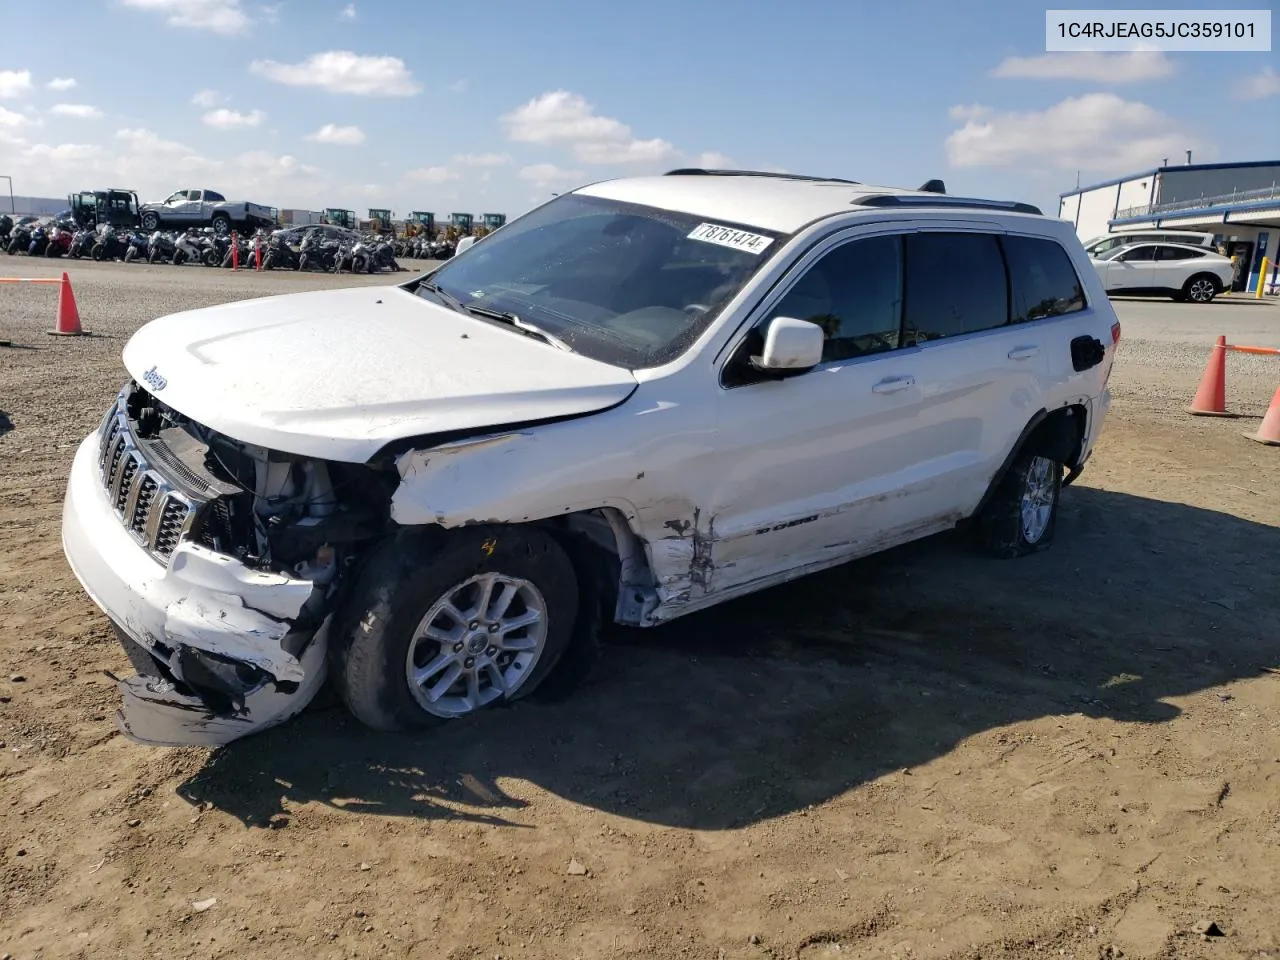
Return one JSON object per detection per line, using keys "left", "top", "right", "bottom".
{"left": 687, "top": 223, "right": 774, "bottom": 255}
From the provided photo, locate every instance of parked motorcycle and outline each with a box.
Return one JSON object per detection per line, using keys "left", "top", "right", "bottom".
{"left": 26, "top": 223, "right": 50, "bottom": 257}
{"left": 147, "top": 230, "right": 176, "bottom": 264}
{"left": 44, "top": 222, "right": 74, "bottom": 258}
{"left": 67, "top": 226, "right": 95, "bottom": 259}
{"left": 173, "top": 229, "right": 205, "bottom": 266}
{"left": 122, "top": 230, "right": 150, "bottom": 263}
{"left": 91, "top": 224, "right": 126, "bottom": 261}
{"left": 371, "top": 239, "right": 402, "bottom": 272}
{"left": 298, "top": 229, "right": 338, "bottom": 272}
{"left": 261, "top": 233, "right": 300, "bottom": 271}
{"left": 0, "top": 214, "right": 12, "bottom": 244}
{"left": 5, "top": 217, "right": 38, "bottom": 254}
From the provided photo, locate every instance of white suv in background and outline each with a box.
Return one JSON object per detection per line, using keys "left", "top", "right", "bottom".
{"left": 61, "top": 169, "right": 1119, "bottom": 747}
{"left": 1091, "top": 241, "right": 1235, "bottom": 303}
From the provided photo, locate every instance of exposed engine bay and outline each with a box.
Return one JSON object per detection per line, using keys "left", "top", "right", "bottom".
{"left": 97, "top": 381, "right": 397, "bottom": 744}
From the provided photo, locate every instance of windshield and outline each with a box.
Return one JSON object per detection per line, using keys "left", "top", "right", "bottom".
{"left": 414, "top": 193, "right": 784, "bottom": 369}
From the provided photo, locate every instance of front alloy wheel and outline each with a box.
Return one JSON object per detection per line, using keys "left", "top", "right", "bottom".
{"left": 406, "top": 572, "right": 548, "bottom": 717}
{"left": 331, "top": 527, "right": 582, "bottom": 731}
{"left": 1185, "top": 276, "right": 1218, "bottom": 304}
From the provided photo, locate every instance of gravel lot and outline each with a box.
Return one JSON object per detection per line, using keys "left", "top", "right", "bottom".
{"left": 2, "top": 259, "right": 1279, "bottom": 960}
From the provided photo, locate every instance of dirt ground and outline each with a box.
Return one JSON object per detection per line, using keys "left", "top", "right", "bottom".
{"left": 2, "top": 261, "right": 1279, "bottom": 960}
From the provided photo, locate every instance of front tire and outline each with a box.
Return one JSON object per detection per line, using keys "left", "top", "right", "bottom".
{"left": 975, "top": 448, "right": 1061, "bottom": 559}
{"left": 331, "top": 527, "right": 580, "bottom": 731}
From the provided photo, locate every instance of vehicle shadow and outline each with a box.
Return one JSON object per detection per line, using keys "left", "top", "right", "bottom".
{"left": 177, "top": 486, "right": 1280, "bottom": 831}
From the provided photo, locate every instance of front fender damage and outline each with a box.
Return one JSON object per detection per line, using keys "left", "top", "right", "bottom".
{"left": 115, "top": 543, "right": 328, "bottom": 748}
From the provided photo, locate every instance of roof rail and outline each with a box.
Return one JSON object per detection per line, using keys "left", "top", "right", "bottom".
{"left": 664, "top": 168, "right": 860, "bottom": 185}
{"left": 853, "top": 194, "right": 1043, "bottom": 216}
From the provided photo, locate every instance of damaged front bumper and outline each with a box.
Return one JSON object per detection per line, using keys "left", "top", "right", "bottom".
{"left": 61, "top": 434, "right": 328, "bottom": 747}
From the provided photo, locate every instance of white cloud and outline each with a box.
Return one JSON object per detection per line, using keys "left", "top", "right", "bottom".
{"left": 1237, "top": 66, "right": 1280, "bottom": 100}
{"left": 51, "top": 104, "right": 103, "bottom": 119}
{"left": 575, "top": 137, "right": 674, "bottom": 164}
{"left": 202, "top": 107, "right": 266, "bottom": 129}
{"left": 406, "top": 166, "right": 460, "bottom": 183}
{"left": 191, "top": 89, "right": 225, "bottom": 108}
{"left": 250, "top": 51, "right": 422, "bottom": 96}
{"left": 119, "top": 0, "right": 251, "bottom": 36}
{"left": 447, "top": 79, "right": 468, "bottom": 94}
{"left": 0, "top": 70, "right": 33, "bottom": 99}
{"left": 307, "top": 123, "right": 366, "bottom": 145}
{"left": 453, "top": 152, "right": 512, "bottom": 166}
{"left": 25, "top": 142, "right": 98, "bottom": 163}
{"left": 691, "top": 151, "right": 734, "bottom": 169}
{"left": 338, "top": 3, "right": 356, "bottom": 19}
{"left": 0, "top": 106, "right": 32, "bottom": 128}
{"left": 47, "top": 77, "right": 77, "bottom": 92}
{"left": 945, "top": 93, "right": 1199, "bottom": 174}
{"left": 991, "top": 51, "right": 1174, "bottom": 83}
{"left": 501, "top": 90, "right": 676, "bottom": 165}
{"left": 518, "top": 163, "right": 585, "bottom": 188}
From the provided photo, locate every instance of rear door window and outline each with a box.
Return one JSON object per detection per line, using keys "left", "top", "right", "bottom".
{"left": 903, "top": 232, "right": 1008, "bottom": 343}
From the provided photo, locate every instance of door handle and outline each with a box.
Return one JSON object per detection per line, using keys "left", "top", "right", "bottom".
{"left": 1007, "top": 346, "right": 1039, "bottom": 361}
{"left": 871, "top": 376, "right": 916, "bottom": 394}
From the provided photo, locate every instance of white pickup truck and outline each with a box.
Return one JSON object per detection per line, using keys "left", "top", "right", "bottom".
{"left": 139, "top": 189, "right": 274, "bottom": 236}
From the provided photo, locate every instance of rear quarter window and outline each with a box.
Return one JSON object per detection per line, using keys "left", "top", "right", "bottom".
{"left": 1001, "top": 235, "right": 1087, "bottom": 322}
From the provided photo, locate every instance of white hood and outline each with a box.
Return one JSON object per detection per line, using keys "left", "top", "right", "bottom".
{"left": 121, "top": 286, "right": 638, "bottom": 462}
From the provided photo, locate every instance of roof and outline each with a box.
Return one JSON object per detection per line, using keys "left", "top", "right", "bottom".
{"left": 576, "top": 173, "right": 941, "bottom": 234}
{"left": 1061, "top": 159, "right": 1280, "bottom": 199}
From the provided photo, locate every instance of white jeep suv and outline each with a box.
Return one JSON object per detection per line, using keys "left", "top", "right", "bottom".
{"left": 61, "top": 169, "right": 1118, "bottom": 746}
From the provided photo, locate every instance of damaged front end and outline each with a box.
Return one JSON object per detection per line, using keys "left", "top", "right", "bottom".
{"left": 66, "top": 382, "right": 395, "bottom": 746}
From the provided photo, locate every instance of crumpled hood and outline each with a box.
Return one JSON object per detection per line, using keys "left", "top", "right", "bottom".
{"left": 121, "top": 286, "right": 638, "bottom": 462}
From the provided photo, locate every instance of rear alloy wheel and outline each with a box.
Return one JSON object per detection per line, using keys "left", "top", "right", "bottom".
{"left": 976, "top": 448, "right": 1062, "bottom": 558}
{"left": 331, "top": 527, "right": 582, "bottom": 731}
{"left": 1183, "top": 274, "right": 1219, "bottom": 304}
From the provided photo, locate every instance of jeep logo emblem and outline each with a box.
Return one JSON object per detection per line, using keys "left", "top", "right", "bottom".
{"left": 142, "top": 366, "right": 167, "bottom": 391}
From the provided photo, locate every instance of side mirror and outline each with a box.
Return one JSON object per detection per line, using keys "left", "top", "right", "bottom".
{"left": 750, "top": 316, "right": 824, "bottom": 374}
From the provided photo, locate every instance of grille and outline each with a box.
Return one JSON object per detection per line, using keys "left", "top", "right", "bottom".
{"left": 97, "top": 392, "right": 203, "bottom": 565}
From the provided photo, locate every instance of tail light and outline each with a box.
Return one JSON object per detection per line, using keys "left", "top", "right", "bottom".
{"left": 1111, "top": 321, "right": 1121, "bottom": 344}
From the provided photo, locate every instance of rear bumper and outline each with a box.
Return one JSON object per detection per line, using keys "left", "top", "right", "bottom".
{"left": 61, "top": 432, "right": 329, "bottom": 747}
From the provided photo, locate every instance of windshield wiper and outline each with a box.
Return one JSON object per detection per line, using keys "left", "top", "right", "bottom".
{"left": 417, "top": 280, "right": 468, "bottom": 315}
{"left": 418, "top": 280, "right": 572, "bottom": 352}
{"left": 465, "top": 306, "right": 574, "bottom": 352}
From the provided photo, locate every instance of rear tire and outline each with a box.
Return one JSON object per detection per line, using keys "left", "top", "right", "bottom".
{"left": 211, "top": 214, "right": 231, "bottom": 236}
{"left": 975, "top": 448, "right": 1062, "bottom": 559}
{"left": 1183, "top": 273, "right": 1220, "bottom": 304}
{"left": 330, "top": 527, "right": 582, "bottom": 731}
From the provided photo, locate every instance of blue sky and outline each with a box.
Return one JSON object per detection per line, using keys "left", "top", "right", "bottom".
{"left": 2, "top": 0, "right": 1277, "bottom": 219}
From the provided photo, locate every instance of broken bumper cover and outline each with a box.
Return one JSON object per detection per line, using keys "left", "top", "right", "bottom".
{"left": 61, "top": 433, "right": 327, "bottom": 747}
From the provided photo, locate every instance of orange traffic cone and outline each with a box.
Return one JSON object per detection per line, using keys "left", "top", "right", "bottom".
{"left": 1187, "top": 335, "right": 1232, "bottom": 416}
{"left": 1245, "top": 385, "right": 1280, "bottom": 446}
{"left": 47, "top": 272, "right": 86, "bottom": 336}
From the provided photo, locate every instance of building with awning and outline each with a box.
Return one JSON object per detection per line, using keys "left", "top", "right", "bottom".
{"left": 1059, "top": 160, "right": 1280, "bottom": 294}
